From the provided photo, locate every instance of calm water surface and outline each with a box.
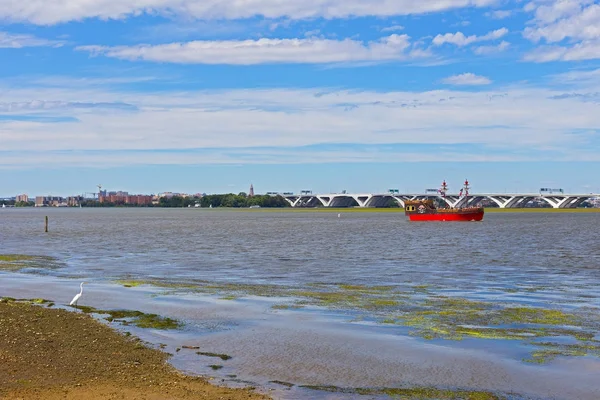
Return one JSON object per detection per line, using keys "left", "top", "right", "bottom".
{"left": 2, "top": 208, "right": 599, "bottom": 287}
{"left": 1, "top": 208, "right": 600, "bottom": 399}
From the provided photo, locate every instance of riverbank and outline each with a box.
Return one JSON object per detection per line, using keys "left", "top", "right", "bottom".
{"left": 0, "top": 300, "right": 268, "bottom": 400}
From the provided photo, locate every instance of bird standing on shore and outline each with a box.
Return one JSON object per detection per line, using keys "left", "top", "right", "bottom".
{"left": 69, "top": 282, "right": 86, "bottom": 308}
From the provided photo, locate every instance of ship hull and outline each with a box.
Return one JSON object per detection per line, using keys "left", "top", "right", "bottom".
{"left": 407, "top": 209, "right": 484, "bottom": 222}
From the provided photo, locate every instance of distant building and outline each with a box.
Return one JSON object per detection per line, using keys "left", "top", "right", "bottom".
{"left": 158, "top": 192, "right": 190, "bottom": 199}
{"left": 67, "top": 196, "right": 84, "bottom": 207}
{"left": 125, "top": 195, "right": 153, "bottom": 206}
{"left": 99, "top": 191, "right": 152, "bottom": 205}
{"left": 15, "top": 194, "right": 28, "bottom": 203}
{"left": 35, "top": 196, "right": 65, "bottom": 207}
{"left": 248, "top": 184, "right": 254, "bottom": 197}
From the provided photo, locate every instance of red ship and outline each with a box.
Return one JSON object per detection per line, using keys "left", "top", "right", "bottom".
{"left": 404, "top": 180, "right": 484, "bottom": 222}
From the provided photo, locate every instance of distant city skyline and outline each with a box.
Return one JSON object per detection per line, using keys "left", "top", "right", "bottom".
{"left": 1, "top": 1, "right": 599, "bottom": 192}
{"left": 1, "top": 162, "right": 598, "bottom": 198}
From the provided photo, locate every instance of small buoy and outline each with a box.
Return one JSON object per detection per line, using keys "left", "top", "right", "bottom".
{"left": 338, "top": 213, "right": 341, "bottom": 218}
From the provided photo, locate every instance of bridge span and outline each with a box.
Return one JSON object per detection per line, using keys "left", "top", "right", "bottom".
{"left": 282, "top": 192, "right": 599, "bottom": 209}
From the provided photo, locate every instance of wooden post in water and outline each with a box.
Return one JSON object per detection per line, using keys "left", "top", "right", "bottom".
{"left": 45, "top": 216, "right": 48, "bottom": 233}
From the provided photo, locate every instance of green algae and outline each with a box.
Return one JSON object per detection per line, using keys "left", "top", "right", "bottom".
{"left": 494, "top": 307, "right": 577, "bottom": 325}
{"left": 289, "top": 285, "right": 407, "bottom": 311}
{"left": 300, "top": 385, "right": 506, "bottom": 399}
{"left": 196, "top": 352, "right": 232, "bottom": 361}
{"left": 113, "top": 279, "right": 198, "bottom": 290}
{"left": 375, "top": 293, "right": 600, "bottom": 364}
{"left": 124, "top": 312, "right": 180, "bottom": 330}
{"left": 523, "top": 341, "right": 600, "bottom": 364}
{"left": 338, "top": 284, "right": 395, "bottom": 294}
{"left": 0, "top": 254, "right": 59, "bottom": 272}
{"left": 136, "top": 279, "right": 599, "bottom": 365}
{"left": 115, "top": 280, "right": 144, "bottom": 288}
{"left": 68, "top": 278, "right": 600, "bottom": 365}
{"left": 76, "top": 306, "right": 182, "bottom": 330}
{"left": 272, "top": 304, "right": 305, "bottom": 310}
{"left": 0, "top": 297, "right": 53, "bottom": 305}
{"left": 270, "top": 380, "right": 294, "bottom": 388}
{"left": 0, "top": 254, "right": 39, "bottom": 262}
{"left": 0, "top": 297, "right": 17, "bottom": 303}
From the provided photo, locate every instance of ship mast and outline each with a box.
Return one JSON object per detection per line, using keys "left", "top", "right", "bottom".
{"left": 463, "top": 179, "right": 470, "bottom": 207}
{"left": 438, "top": 180, "right": 449, "bottom": 209}
{"left": 439, "top": 180, "right": 448, "bottom": 197}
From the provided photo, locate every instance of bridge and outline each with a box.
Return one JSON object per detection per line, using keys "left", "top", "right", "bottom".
{"left": 281, "top": 192, "right": 599, "bottom": 209}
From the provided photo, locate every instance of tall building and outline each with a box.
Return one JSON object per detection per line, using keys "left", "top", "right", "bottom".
{"left": 15, "top": 194, "right": 28, "bottom": 203}
{"left": 248, "top": 184, "right": 254, "bottom": 197}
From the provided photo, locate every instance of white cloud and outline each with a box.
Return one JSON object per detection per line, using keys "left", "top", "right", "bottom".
{"left": 473, "top": 40, "right": 510, "bottom": 55}
{"left": 77, "top": 35, "right": 430, "bottom": 65}
{"left": 0, "top": 31, "right": 64, "bottom": 48}
{"left": 524, "top": 2, "right": 600, "bottom": 43}
{"left": 381, "top": 25, "right": 405, "bottom": 32}
{"left": 0, "top": 149, "right": 545, "bottom": 169}
{"left": 551, "top": 68, "right": 600, "bottom": 85}
{"left": 487, "top": 9, "right": 514, "bottom": 19}
{"left": 442, "top": 73, "right": 492, "bottom": 85}
{"left": 1, "top": 78, "right": 600, "bottom": 166}
{"left": 0, "top": 100, "right": 136, "bottom": 112}
{"left": 0, "top": 0, "right": 498, "bottom": 25}
{"left": 523, "top": 40, "right": 600, "bottom": 62}
{"left": 523, "top": 1, "right": 600, "bottom": 62}
{"left": 432, "top": 27, "right": 508, "bottom": 46}
{"left": 525, "top": 0, "right": 595, "bottom": 25}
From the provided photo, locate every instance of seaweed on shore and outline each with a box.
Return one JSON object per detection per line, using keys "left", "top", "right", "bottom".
{"left": 300, "top": 384, "right": 507, "bottom": 399}
{"left": 0, "top": 297, "right": 54, "bottom": 305}
{"left": 0, "top": 254, "right": 60, "bottom": 272}
{"left": 76, "top": 306, "right": 182, "bottom": 330}
{"left": 196, "top": 351, "right": 232, "bottom": 361}
{"left": 102, "top": 279, "right": 600, "bottom": 365}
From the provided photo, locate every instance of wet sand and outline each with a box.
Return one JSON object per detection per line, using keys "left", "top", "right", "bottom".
{"left": 0, "top": 300, "right": 269, "bottom": 400}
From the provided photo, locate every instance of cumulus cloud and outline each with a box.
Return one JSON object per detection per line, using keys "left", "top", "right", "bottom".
{"left": 77, "top": 35, "right": 430, "bottom": 65}
{"left": 442, "top": 73, "right": 492, "bottom": 85}
{"left": 0, "top": 31, "right": 64, "bottom": 48}
{"left": 524, "top": 2, "right": 600, "bottom": 43}
{"left": 524, "top": 0, "right": 595, "bottom": 26}
{"left": 432, "top": 27, "right": 508, "bottom": 46}
{"left": 473, "top": 40, "right": 510, "bottom": 55}
{"left": 0, "top": 0, "right": 498, "bottom": 25}
{"left": 523, "top": 40, "right": 600, "bottom": 62}
{"left": 523, "top": 0, "right": 600, "bottom": 62}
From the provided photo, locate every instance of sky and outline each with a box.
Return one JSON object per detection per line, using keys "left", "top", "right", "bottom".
{"left": 1, "top": 0, "right": 600, "bottom": 197}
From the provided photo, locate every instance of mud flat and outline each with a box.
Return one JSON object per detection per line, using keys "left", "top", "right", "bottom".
{"left": 0, "top": 299, "right": 268, "bottom": 400}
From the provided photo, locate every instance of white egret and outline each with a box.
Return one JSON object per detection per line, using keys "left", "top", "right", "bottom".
{"left": 69, "top": 282, "right": 86, "bottom": 308}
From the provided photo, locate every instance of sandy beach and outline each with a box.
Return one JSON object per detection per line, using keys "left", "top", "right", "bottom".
{"left": 0, "top": 300, "right": 269, "bottom": 400}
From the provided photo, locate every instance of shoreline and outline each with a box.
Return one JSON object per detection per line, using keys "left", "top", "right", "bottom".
{"left": 0, "top": 299, "right": 269, "bottom": 400}
{"left": 3, "top": 206, "right": 599, "bottom": 213}
{"left": 2, "top": 272, "right": 600, "bottom": 400}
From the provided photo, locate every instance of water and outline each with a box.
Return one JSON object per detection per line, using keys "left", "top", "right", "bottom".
{"left": 1, "top": 208, "right": 600, "bottom": 399}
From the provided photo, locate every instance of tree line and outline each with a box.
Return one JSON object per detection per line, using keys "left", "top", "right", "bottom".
{"left": 79, "top": 193, "right": 290, "bottom": 208}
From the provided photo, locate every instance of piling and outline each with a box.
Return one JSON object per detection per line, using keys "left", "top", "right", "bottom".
{"left": 45, "top": 216, "right": 48, "bottom": 233}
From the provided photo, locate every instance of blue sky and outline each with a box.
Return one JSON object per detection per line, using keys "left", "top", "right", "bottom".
{"left": 1, "top": 0, "right": 600, "bottom": 197}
